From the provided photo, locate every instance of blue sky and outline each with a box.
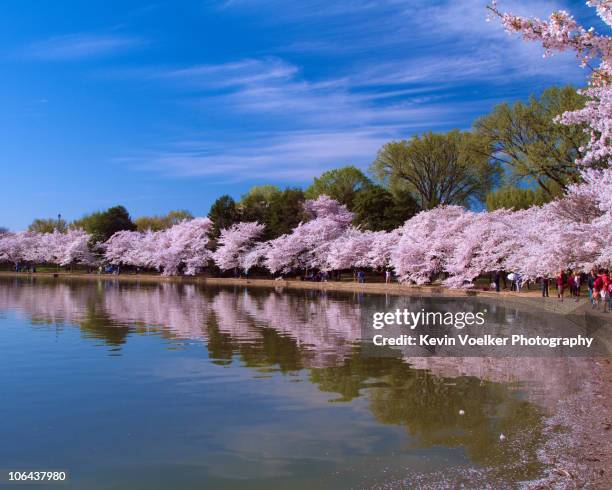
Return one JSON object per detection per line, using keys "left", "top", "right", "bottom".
{"left": 0, "top": 0, "right": 604, "bottom": 230}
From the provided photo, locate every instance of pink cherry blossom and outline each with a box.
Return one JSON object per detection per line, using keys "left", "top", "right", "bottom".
{"left": 264, "top": 196, "right": 354, "bottom": 274}
{"left": 103, "top": 217, "right": 213, "bottom": 275}
{"left": 391, "top": 206, "right": 476, "bottom": 285}
{"left": 325, "top": 227, "right": 373, "bottom": 271}
{"left": 490, "top": 0, "right": 611, "bottom": 166}
{"left": 150, "top": 217, "right": 213, "bottom": 275}
{"left": 0, "top": 229, "right": 95, "bottom": 267}
{"left": 213, "top": 222, "right": 265, "bottom": 271}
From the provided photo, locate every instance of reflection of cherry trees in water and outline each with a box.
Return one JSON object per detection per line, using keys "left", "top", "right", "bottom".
{"left": 0, "top": 278, "right": 362, "bottom": 365}
{"left": 0, "top": 278, "right": 211, "bottom": 344}
{"left": 209, "top": 289, "right": 362, "bottom": 367}
{"left": 0, "top": 277, "right": 550, "bottom": 481}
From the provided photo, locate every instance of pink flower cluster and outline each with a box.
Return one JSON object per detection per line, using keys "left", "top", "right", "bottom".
{"left": 212, "top": 222, "right": 265, "bottom": 271}
{"left": 103, "top": 217, "right": 213, "bottom": 275}
{"left": 0, "top": 229, "right": 93, "bottom": 267}
{"left": 392, "top": 189, "right": 610, "bottom": 287}
{"left": 492, "top": 0, "right": 611, "bottom": 166}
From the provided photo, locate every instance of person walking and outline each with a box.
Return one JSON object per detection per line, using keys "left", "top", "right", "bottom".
{"left": 507, "top": 272, "right": 516, "bottom": 291}
{"left": 593, "top": 271, "right": 604, "bottom": 309}
{"left": 540, "top": 276, "right": 549, "bottom": 297}
{"left": 494, "top": 271, "right": 501, "bottom": 292}
{"left": 567, "top": 273, "right": 575, "bottom": 297}
{"left": 602, "top": 271, "right": 610, "bottom": 313}
{"left": 357, "top": 271, "right": 365, "bottom": 284}
{"left": 606, "top": 272, "right": 612, "bottom": 312}
{"left": 573, "top": 271, "right": 581, "bottom": 298}
{"left": 556, "top": 270, "right": 565, "bottom": 302}
{"left": 587, "top": 270, "right": 597, "bottom": 307}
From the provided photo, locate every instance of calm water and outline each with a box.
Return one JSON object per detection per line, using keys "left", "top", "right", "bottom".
{"left": 0, "top": 277, "right": 590, "bottom": 489}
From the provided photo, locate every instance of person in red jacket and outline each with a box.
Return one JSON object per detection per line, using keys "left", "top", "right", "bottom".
{"left": 606, "top": 272, "right": 612, "bottom": 312}
{"left": 601, "top": 271, "right": 610, "bottom": 313}
{"left": 556, "top": 270, "right": 566, "bottom": 302}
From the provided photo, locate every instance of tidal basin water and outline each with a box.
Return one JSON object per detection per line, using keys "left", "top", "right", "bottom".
{"left": 0, "top": 277, "right": 596, "bottom": 489}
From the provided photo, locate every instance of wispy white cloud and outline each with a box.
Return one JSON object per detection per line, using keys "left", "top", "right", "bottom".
{"left": 219, "top": 0, "right": 581, "bottom": 77}
{"left": 350, "top": 49, "right": 580, "bottom": 88}
{"left": 156, "top": 58, "right": 298, "bottom": 89}
{"left": 119, "top": 128, "right": 399, "bottom": 181}
{"left": 22, "top": 33, "right": 144, "bottom": 60}
{"left": 134, "top": 50, "right": 572, "bottom": 133}
{"left": 118, "top": 98, "right": 493, "bottom": 182}
{"left": 114, "top": 0, "right": 587, "bottom": 181}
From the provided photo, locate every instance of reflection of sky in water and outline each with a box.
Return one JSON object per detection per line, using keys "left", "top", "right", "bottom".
{"left": 0, "top": 276, "right": 589, "bottom": 489}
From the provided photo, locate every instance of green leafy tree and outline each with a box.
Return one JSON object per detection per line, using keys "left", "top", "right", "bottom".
{"left": 485, "top": 186, "right": 553, "bottom": 211}
{"left": 207, "top": 195, "right": 239, "bottom": 238}
{"left": 474, "top": 86, "right": 587, "bottom": 196}
{"left": 353, "top": 186, "right": 418, "bottom": 231}
{"left": 238, "top": 185, "right": 281, "bottom": 224}
{"left": 241, "top": 185, "right": 280, "bottom": 202}
{"left": 266, "top": 188, "right": 306, "bottom": 239}
{"left": 28, "top": 217, "right": 67, "bottom": 233}
{"left": 72, "top": 205, "right": 136, "bottom": 243}
{"left": 305, "top": 166, "right": 372, "bottom": 209}
{"left": 371, "top": 130, "right": 498, "bottom": 210}
{"left": 135, "top": 210, "right": 194, "bottom": 231}
{"left": 236, "top": 186, "right": 306, "bottom": 240}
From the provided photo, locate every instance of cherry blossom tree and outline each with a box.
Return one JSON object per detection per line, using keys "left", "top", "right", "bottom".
{"left": 104, "top": 217, "right": 213, "bottom": 275}
{"left": 104, "top": 230, "right": 143, "bottom": 267}
{"left": 0, "top": 233, "right": 25, "bottom": 265}
{"left": 149, "top": 217, "right": 213, "bottom": 275}
{"left": 0, "top": 230, "right": 95, "bottom": 267}
{"left": 325, "top": 227, "right": 372, "bottom": 271}
{"left": 213, "top": 222, "right": 265, "bottom": 271}
{"left": 365, "top": 229, "right": 401, "bottom": 271}
{"left": 480, "top": 0, "right": 612, "bottom": 280}
{"left": 240, "top": 242, "right": 270, "bottom": 273}
{"left": 391, "top": 206, "right": 476, "bottom": 285}
{"left": 20, "top": 233, "right": 49, "bottom": 265}
{"left": 51, "top": 229, "right": 95, "bottom": 266}
{"left": 442, "top": 210, "right": 516, "bottom": 288}
{"left": 264, "top": 196, "right": 354, "bottom": 274}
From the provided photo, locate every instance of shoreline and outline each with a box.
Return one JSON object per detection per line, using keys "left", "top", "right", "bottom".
{"left": 0, "top": 270, "right": 604, "bottom": 319}
{"left": 532, "top": 356, "right": 612, "bottom": 489}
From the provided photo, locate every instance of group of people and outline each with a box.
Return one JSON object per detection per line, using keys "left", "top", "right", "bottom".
{"left": 551, "top": 269, "right": 611, "bottom": 311}
{"left": 488, "top": 269, "right": 610, "bottom": 312}
{"left": 302, "top": 269, "right": 390, "bottom": 284}
{"left": 548, "top": 270, "right": 582, "bottom": 300}
{"left": 490, "top": 271, "right": 522, "bottom": 293}
{"left": 296, "top": 269, "right": 397, "bottom": 284}
{"left": 587, "top": 269, "right": 611, "bottom": 311}
{"left": 13, "top": 263, "right": 36, "bottom": 273}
